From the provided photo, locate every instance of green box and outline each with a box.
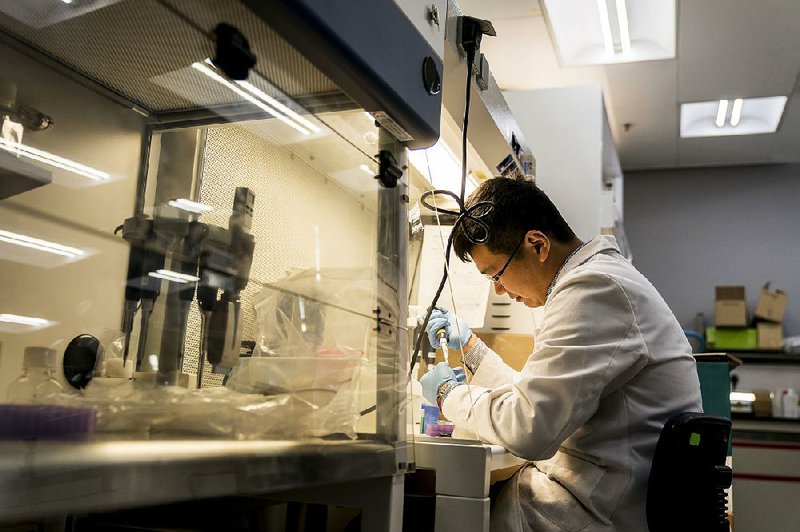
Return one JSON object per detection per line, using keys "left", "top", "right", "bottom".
{"left": 705, "top": 327, "right": 757, "bottom": 350}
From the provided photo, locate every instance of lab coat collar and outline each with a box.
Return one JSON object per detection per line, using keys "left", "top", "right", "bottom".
{"left": 549, "top": 235, "right": 620, "bottom": 295}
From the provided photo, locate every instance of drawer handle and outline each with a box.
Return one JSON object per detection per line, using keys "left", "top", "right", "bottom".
{"left": 491, "top": 327, "right": 511, "bottom": 331}
{"left": 491, "top": 302, "right": 511, "bottom": 306}
{"left": 491, "top": 315, "right": 511, "bottom": 318}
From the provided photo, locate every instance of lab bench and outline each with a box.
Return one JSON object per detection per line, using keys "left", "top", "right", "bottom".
{"left": 411, "top": 436, "right": 526, "bottom": 532}
{"left": 0, "top": 438, "right": 404, "bottom": 530}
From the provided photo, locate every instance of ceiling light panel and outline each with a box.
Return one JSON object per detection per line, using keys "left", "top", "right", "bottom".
{"left": 543, "top": 0, "right": 675, "bottom": 66}
{"left": 680, "top": 96, "right": 788, "bottom": 138}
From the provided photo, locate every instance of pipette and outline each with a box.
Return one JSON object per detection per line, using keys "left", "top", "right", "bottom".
{"left": 436, "top": 328, "right": 449, "bottom": 364}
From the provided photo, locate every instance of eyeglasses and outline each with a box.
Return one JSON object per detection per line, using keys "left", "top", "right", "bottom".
{"left": 483, "top": 234, "right": 526, "bottom": 284}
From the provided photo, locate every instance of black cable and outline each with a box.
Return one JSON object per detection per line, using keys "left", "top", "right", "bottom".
{"left": 460, "top": 50, "right": 474, "bottom": 204}
{"left": 408, "top": 49, "right": 485, "bottom": 380}
{"left": 408, "top": 192, "right": 492, "bottom": 379}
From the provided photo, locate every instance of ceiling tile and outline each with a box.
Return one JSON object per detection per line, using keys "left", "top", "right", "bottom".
{"left": 678, "top": 0, "right": 800, "bottom": 101}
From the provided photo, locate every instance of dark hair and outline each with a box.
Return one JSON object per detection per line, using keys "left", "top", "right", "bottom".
{"left": 452, "top": 178, "right": 576, "bottom": 262}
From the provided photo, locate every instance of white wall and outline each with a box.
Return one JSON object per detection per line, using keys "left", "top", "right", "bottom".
{"left": 0, "top": 41, "right": 145, "bottom": 395}
{"left": 504, "top": 86, "right": 605, "bottom": 241}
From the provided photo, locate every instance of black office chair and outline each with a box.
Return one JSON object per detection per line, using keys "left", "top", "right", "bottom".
{"left": 646, "top": 412, "right": 733, "bottom": 532}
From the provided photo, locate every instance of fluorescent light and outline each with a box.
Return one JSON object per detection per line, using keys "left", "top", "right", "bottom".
{"left": 0, "top": 229, "right": 84, "bottom": 258}
{"left": 615, "top": 0, "right": 631, "bottom": 54}
{"left": 0, "top": 137, "right": 110, "bottom": 181}
{"left": 0, "top": 313, "right": 56, "bottom": 333}
{"left": 0, "top": 313, "right": 51, "bottom": 326}
{"left": 408, "top": 140, "right": 477, "bottom": 197}
{"left": 191, "top": 61, "right": 310, "bottom": 135}
{"left": 730, "top": 98, "right": 744, "bottom": 127}
{"left": 596, "top": 0, "right": 614, "bottom": 54}
{"left": 236, "top": 80, "right": 320, "bottom": 133}
{"left": 61, "top": 0, "right": 73, "bottom": 3}
{"left": 148, "top": 269, "right": 199, "bottom": 283}
{"left": 359, "top": 164, "right": 374, "bottom": 175}
{"left": 681, "top": 96, "right": 787, "bottom": 137}
{"left": 168, "top": 198, "right": 214, "bottom": 213}
{"left": 543, "top": 0, "right": 676, "bottom": 66}
{"left": 730, "top": 392, "right": 756, "bottom": 403}
{"left": 715, "top": 99, "right": 728, "bottom": 128}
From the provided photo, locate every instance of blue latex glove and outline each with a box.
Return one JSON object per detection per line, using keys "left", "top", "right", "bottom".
{"left": 421, "top": 362, "right": 462, "bottom": 405}
{"left": 453, "top": 366, "right": 467, "bottom": 384}
{"left": 426, "top": 308, "right": 472, "bottom": 350}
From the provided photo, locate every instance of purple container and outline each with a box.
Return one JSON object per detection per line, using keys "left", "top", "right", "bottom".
{"left": 0, "top": 404, "right": 98, "bottom": 441}
{"left": 425, "top": 422, "right": 455, "bottom": 437}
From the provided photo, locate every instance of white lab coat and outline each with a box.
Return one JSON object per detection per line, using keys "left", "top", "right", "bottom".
{"left": 442, "top": 235, "right": 702, "bottom": 531}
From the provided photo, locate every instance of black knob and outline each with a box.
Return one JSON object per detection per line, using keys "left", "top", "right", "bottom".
{"left": 422, "top": 56, "right": 441, "bottom": 96}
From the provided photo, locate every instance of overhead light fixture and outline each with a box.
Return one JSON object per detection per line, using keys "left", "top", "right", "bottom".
{"left": 681, "top": 96, "right": 787, "bottom": 137}
{"left": 0, "top": 137, "right": 110, "bottom": 181}
{"left": 715, "top": 99, "right": 729, "bottom": 128}
{"left": 148, "top": 269, "right": 200, "bottom": 283}
{"left": 0, "top": 229, "right": 84, "bottom": 258}
{"left": 543, "top": 0, "right": 675, "bottom": 65}
{"left": 615, "top": 0, "right": 631, "bottom": 54}
{"left": 730, "top": 98, "right": 744, "bottom": 127}
{"left": 359, "top": 164, "right": 374, "bottom": 175}
{"left": 168, "top": 198, "right": 214, "bottom": 214}
{"left": 407, "top": 140, "right": 477, "bottom": 197}
{"left": 192, "top": 60, "right": 318, "bottom": 135}
{"left": 596, "top": 0, "right": 614, "bottom": 54}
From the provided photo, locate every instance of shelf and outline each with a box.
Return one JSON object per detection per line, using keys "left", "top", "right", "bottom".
{"left": 725, "top": 352, "right": 800, "bottom": 365}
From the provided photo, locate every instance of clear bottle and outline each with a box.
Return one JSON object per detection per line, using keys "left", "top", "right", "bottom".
{"left": 783, "top": 388, "right": 799, "bottom": 419}
{"left": 7, "top": 346, "right": 63, "bottom": 403}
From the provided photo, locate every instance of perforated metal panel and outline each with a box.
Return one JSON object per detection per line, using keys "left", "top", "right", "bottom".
{"left": 0, "top": 0, "right": 351, "bottom": 114}
{"left": 181, "top": 122, "right": 376, "bottom": 384}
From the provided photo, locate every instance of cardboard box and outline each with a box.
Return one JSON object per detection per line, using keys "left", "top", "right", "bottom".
{"left": 757, "top": 322, "right": 784, "bottom": 351}
{"left": 753, "top": 391, "right": 773, "bottom": 417}
{"left": 481, "top": 333, "right": 534, "bottom": 371}
{"left": 706, "top": 327, "right": 757, "bottom": 350}
{"left": 715, "top": 286, "right": 748, "bottom": 327}
{"left": 754, "top": 283, "right": 788, "bottom": 323}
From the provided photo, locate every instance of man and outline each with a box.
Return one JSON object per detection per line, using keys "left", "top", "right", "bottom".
{"left": 420, "top": 178, "right": 702, "bottom": 532}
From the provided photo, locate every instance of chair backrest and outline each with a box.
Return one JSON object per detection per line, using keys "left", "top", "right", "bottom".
{"left": 646, "top": 412, "right": 732, "bottom": 532}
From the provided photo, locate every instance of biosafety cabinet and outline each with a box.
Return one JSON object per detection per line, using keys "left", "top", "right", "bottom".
{"left": 0, "top": 0, "right": 443, "bottom": 522}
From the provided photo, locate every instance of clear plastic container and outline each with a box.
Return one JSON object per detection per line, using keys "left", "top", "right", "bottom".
{"left": 783, "top": 389, "right": 799, "bottom": 419}
{"left": 7, "top": 347, "right": 63, "bottom": 403}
